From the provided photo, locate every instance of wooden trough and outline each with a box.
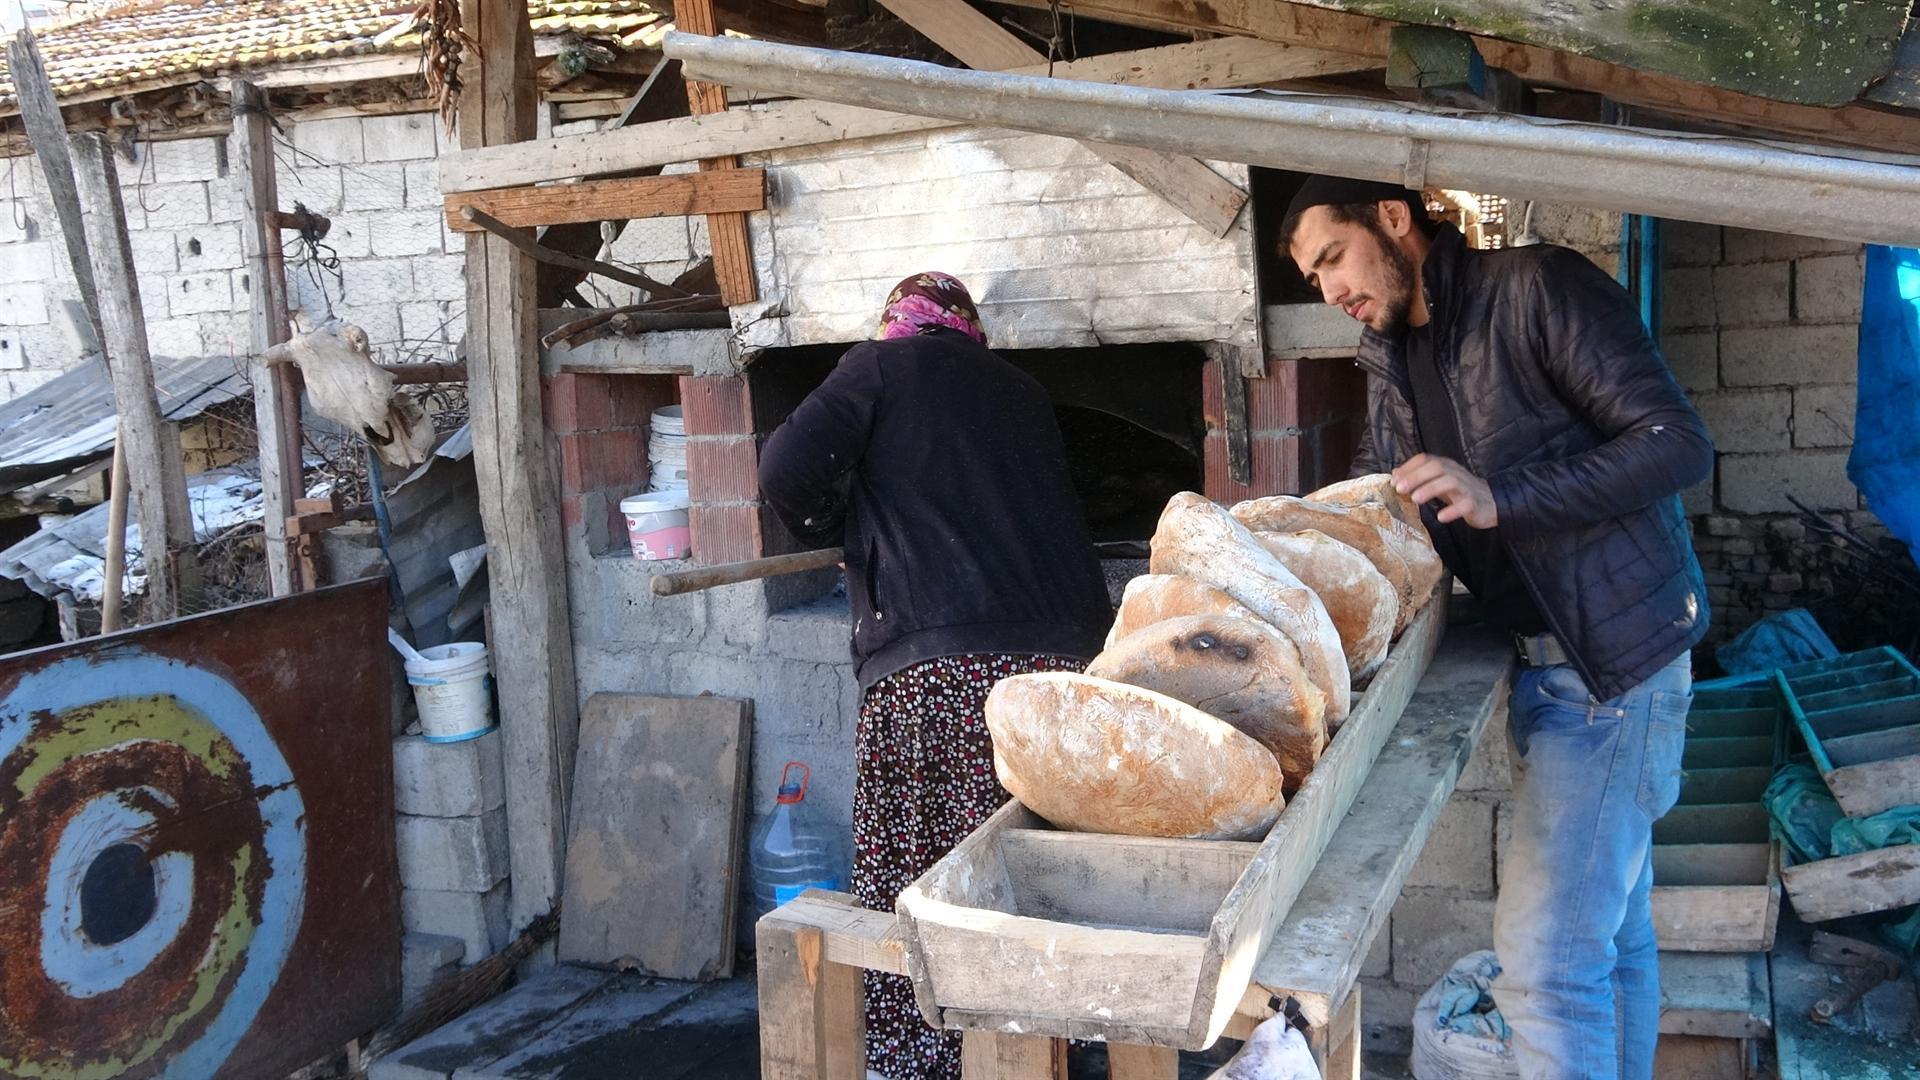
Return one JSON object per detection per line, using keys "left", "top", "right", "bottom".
{"left": 895, "top": 595, "right": 1446, "bottom": 1050}
{"left": 1650, "top": 684, "right": 1783, "bottom": 952}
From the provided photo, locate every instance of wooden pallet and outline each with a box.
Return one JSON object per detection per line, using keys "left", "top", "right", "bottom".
{"left": 895, "top": 596, "right": 1447, "bottom": 1049}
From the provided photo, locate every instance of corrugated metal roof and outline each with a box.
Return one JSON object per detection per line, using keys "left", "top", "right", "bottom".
{"left": 0, "top": 351, "right": 251, "bottom": 488}
{"left": 0, "top": 0, "right": 667, "bottom": 107}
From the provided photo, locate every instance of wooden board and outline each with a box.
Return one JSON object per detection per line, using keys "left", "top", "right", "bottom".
{"left": 675, "top": 0, "right": 759, "bottom": 306}
{"left": 1781, "top": 648, "right": 1920, "bottom": 818}
{"left": 1781, "top": 844, "right": 1920, "bottom": 923}
{"left": 1659, "top": 952, "right": 1771, "bottom": 1039}
{"left": 558, "top": 693, "right": 753, "bottom": 979}
{"left": 897, "top": 593, "right": 1445, "bottom": 1049}
{"left": 445, "top": 169, "right": 767, "bottom": 231}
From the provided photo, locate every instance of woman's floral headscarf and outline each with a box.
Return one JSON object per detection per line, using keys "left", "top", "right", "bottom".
{"left": 875, "top": 272, "right": 986, "bottom": 346}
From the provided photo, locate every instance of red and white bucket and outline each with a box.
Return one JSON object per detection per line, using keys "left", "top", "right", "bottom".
{"left": 622, "top": 490, "right": 691, "bottom": 561}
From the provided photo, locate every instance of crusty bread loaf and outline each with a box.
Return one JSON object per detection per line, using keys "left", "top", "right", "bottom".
{"left": 1148, "top": 492, "right": 1351, "bottom": 725}
{"left": 1105, "top": 573, "right": 1257, "bottom": 650}
{"left": 1309, "top": 474, "right": 1425, "bottom": 540}
{"left": 986, "top": 671, "right": 1287, "bottom": 839}
{"left": 1254, "top": 530, "right": 1398, "bottom": 683}
{"left": 1230, "top": 495, "right": 1440, "bottom": 638}
{"left": 1087, "top": 614, "right": 1326, "bottom": 793}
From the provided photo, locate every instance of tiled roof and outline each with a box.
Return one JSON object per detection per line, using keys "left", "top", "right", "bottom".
{"left": 0, "top": 0, "right": 667, "bottom": 106}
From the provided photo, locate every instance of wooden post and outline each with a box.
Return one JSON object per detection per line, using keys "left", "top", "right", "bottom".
{"left": 100, "top": 436, "right": 127, "bottom": 632}
{"left": 6, "top": 28, "right": 100, "bottom": 339}
{"left": 1105, "top": 1044, "right": 1176, "bottom": 1079}
{"left": 460, "top": 0, "right": 581, "bottom": 936}
{"left": 673, "top": 0, "right": 759, "bottom": 305}
{"left": 960, "top": 1032, "right": 1066, "bottom": 1080}
{"left": 756, "top": 914, "right": 866, "bottom": 1080}
{"left": 70, "top": 133, "right": 187, "bottom": 621}
{"left": 231, "top": 78, "right": 302, "bottom": 596}
{"left": 1309, "top": 985, "right": 1362, "bottom": 1080}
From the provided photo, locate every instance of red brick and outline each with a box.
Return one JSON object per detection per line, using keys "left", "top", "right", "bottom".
{"left": 1284, "top": 357, "right": 1369, "bottom": 428}
{"left": 590, "top": 429, "right": 648, "bottom": 491}
{"left": 543, "top": 373, "right": 611, "bottom": 434}
{"left": 560, "top": 493, "right": 585, "bottom": 530}
{"left": 690, "top": 503, "right": 763, "bottom": 564}
{"left": 612, "top": 373, "right": 680, "bottom": 430}
{"left": 558, "top": 432, "right": 593, "bottom": 495}
{"left": 1203, "top": 432, "right": 1302, "bottom": 502}
{"left": 687, "top": 436, "right": 759, "bottom": 502}
{"left": 1203, "top": 359, "right": 1296, "bottom": 434}
{"left": 679, "top": 375, "right": 752, "bottom": 436}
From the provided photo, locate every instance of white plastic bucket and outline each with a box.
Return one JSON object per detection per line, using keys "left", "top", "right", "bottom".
{"left": 406, "top": 642, "right": 494, "bottom": 743}
{"left": 652, "top": 405, "right": 685, "bottom": 436}
{"left": 623, "top": 490, "right": 690, "bottom": 560}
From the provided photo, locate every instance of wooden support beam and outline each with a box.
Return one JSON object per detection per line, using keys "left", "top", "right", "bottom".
{"left": 71, "top": 133, "right": 191, "bottom": 621}
{"left": 7, "top": 29, "right": 100, "bottom": 340}
{"left": 675, "top": 0, "right": 759, "bottom": 306}
{"left": 439, "top": 37, "right": 1373, "bottom": 195}
{"left": 757, "top": 911, "right": 867, "bottom": 1080}
{"left": 874, "top": 0, "right": 1247, "bottom": 237}
{"left": 1105, "top": 1044, "right": 1176, "bottom": 1079}
{"left": 232, "top": 78, "right": 302, "bottom": 597}
{"left": 461, "top": 204, "right": 688, "bottom": 296}
{"left": 460, "top": 0, "right": 581, "bottom": 942}
{"left": 445, "top": 170, "right": 766, "bottom": 231}
{"left": 960, "top": 1032, "right": 1067, "bottom": 1079}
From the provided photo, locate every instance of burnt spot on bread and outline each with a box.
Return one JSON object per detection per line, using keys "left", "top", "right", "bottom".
{"left": 1181, "top": 631, "right": 1252, "bottom": 661}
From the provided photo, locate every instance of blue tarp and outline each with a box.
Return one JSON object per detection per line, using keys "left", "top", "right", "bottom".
{"left": 1715, "top": 608, "right": 1839, "bottom": 677}
{"left": 1851, "top": 246, "right": 1920, "bottom": 558}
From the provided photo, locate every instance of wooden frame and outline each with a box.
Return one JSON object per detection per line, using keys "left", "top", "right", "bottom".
{"left": 443, "top": 169, "right": 767, "bottom": 231}
{"left": 895, "top": 596, "right": 1446, "bottom": 1049}
{"left": 1782, "top": 647, "right": 1920, "bottom": 818}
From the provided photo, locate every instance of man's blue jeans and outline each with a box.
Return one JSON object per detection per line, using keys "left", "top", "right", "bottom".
{"left": 1490, "top": 652, "right": 1693, "bottom": 1080}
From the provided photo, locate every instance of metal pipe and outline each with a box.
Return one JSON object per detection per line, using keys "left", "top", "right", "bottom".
{"left": 663, "top": 33, "right": 1920, "bottom": 248}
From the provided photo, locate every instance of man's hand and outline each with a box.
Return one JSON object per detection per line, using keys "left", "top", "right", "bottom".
{"left": 1392, "top": 454, "right": 1498, "bottom": 529}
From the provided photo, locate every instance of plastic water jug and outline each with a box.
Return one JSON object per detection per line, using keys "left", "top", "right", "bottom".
{"left": 748, "top": 761, "right": 848, "bottom": 915}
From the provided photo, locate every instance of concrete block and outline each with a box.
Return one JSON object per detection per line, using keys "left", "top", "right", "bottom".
{"left": 1794, "top": 252, "right": 1866, "bottom": 324}
{"left": 160, "top": 271, "right": 235, "bottom": 316}
{"left": 280, "top": 166, "right": 344, "bottom": 214}
{"left": 341, "top": 258, "right": 416, "bottom": 306}
{"left": 293, "top": 115, "right": 366, "bottom": 164}
{"left": 1710, "top": 262, "right": 1789, "bottom": 328}
{"left": 144, "top": 317, "right": 203, "bottom": 357}
{"left": 174, "top": 224, "right": 243, "bottom": 271}
{"left": 1405, "top": 796, "right": 1496, "bottom": 894}
{"left": 321, "top": 212, "right": 374, "bottom": 259}
{"left": 1389, "top": 892, "right": 1495, "bottom": 987}
{"left": 1719, "top": 450, "right": 1854, "bottom": 514}
{"left": 195, "top": 311, "right": 248, "bottom": 356}
{"left": 139, "top": 182, "right": 212, "bottom": 228}
{"left": 1659, "top": 267, "right": 1714, "bottom": 332}
{"left": 404, "top": 160, "right": 443, "bottom": 208}
{"left": 285, "top": 266, "right": 334, "bottom": 323}
{"left": 128, "top": 230, "right": 179, "bottom": 274}
{"left": 395, "top": 806, "right": 510, "bottom": 892}
{"left": 1719, "top": 324, "right": 1857, "bottom": 387}
{"left": 765, "top": 597, "right": 853, "bottom": 664}
{"left": 0, "top": 334, "right": 24, "bottom": 370}
{"left": 1793, "top": 384, "right": 1856, "bottom": 449}
{"left": 343, "top": 162, "right": 410, "bottom": 211}
{"left": 401, "top": 300, "right": 456, "bottom": 347}
{"left": 1456, "top": 703, "right": 1510, "bottom": 792}
{"left": 143, "top": 137, "right": 224, "bottom": 184}
{"left": 0, "top": 200, "right": 36, "bottom": 245}
{"left": 370, "top": 210, "right": 447, "bottom": 257}
{"left": 204, "top": 175, "right": 244, "bottom": 224}
{"left": 1692, "top": 388, "right": 1790, "bottom": 454}
{"left": 1663, "top": 220, "right": 1721, "bottom": 268}
{"left": 401, "top": 880, "right": 510, "bottom": 965}
{"left": 1358, "top": 978, "right": 1419, "bottom": 1056}
{"left": 1722, "top": 228, "right": 1857, "bottom": 264}
{"left": 334, "top": 303, "right": 403, "bottom": 351}
{"left": 413, "top": 254, "right": 468, "bottom": 301}
{"left": 363, "top": 113, "right": 439, "bottom": 162}
{"left": 1361, "top": 918, "right": 1392, "bottom": 979}
{"left": 1660, "top": 331, "right": 1716, "bottom": 393}
{"left": 400, "top": 931, "right": 465, "bottom": 1007}
{"left": 394, "top": 729, "right": 507, "bottom": 817}
{"left": 0, "top": 281, "right": 48, "bottom": 326}
{"left": 0, "top": 240, "right": 51, "bottom": 284}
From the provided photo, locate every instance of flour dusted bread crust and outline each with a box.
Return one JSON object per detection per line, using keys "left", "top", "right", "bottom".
{"left": 1309, "top": 474, "right": 1425, "bottom": 538}
{"left": 986, "top": 671, "right": 1288, "bottom": 839}
{"left": 1254, "top": 530, "right": 1397, "bottom": 683}
{"left": 1086, "top": 614, "right": 1326, "bottom": 793}
{"left": 1148, "top": 492, "right": 1351, "bottom": 725}
{"left": 1231, "top": 495, "right": 1440, "bottom": 637}
{"left": 1105, "top": 573, "right": 1256, "bottom": 650}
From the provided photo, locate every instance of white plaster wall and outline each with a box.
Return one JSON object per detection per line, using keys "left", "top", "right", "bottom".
{"left": 735, "top": 126, "right": 1259, "bottom": 352}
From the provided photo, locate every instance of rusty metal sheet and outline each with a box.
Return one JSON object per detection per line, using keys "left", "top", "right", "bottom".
{"left": 0, "top": 578, "right": 398, "bottom": 1079}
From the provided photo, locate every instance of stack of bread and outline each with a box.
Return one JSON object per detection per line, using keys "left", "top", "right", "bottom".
{"left": 986, "top": 475, "right": 1443, "bottom": 841}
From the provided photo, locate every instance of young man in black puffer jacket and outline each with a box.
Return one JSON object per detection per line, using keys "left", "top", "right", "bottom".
{"left": 1281, "top": 177, "right": 1713, "bottom": 1080}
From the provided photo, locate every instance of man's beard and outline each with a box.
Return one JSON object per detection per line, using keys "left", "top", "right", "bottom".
{"left": 1366, "top": 225, "right": 1418, "bottom": 335}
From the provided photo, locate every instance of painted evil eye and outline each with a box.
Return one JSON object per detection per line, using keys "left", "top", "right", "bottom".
{"left": 0, "top": 649, "right": 305, "bottom": 1080}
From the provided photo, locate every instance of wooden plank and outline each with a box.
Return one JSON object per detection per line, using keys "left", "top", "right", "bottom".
{"left": 231, "top": 78, "right": 299, "bottom": 597}
{"left": 1652, "top": 844, "right": 1770, "bottom": 887}
{"left": 1681, "top": 735, "right": 1773, "bottom": 769}
{"left": 873, "top": 0, "right": 1247, "bottom": 237}
{"left": 1659, "top": 952, "right": 1771, "bottom": 1039}
{"left": 557, "top": 693, "right": 752, "bottom": 978}
{"left": 756, "top": 916, "right": 866, "bottom": 1080}
{"left": 461, "top": 0, "right": 580, "bottom": 937}
{"left": 1252, "top": 623, "right": 1512, "bottom": 1027}
{"left": 70, "top": 133, "right": 189, "bottom": 621}
{"left": 675, "top": 0, "right": 760, "bottom": 306}
{"left": 1323, "top": 984, "right": 1361, "bottom": 1080}
{"left": 1781, "top": 845, "right": 1920, "bottom": 923}
{"left": 445, "top": 169, "right": 766, "bottom": 231}
{"left": 1821, "top": 721, "right": 1920, "bottom": 767}
{"left": 961, "top": 1031, "right": 1066, "bottom": 1079}
{"left": 438, "top": 38, "right": 1370, "bottom": 195}
{"left": 1679, "top": 766, "right": 1772, "bottom": 805}
{"left": 1653, "top": 803, "right": 1768, "bottom": 846}
{"left": 1799, "top": 694, "right": 1920, "bottom": 742}
{"left": 1652, "top": 883, "right": 1779, "bottom": 953}
{"left": 7, "top": 29, "right": 99, "bottom": 335}
{"left": 1651, "top": 1035, "right": 1746, "bottom": 1080}
{"left": 1825, "top": 754, "right": 1920, "bottom": 819}
{"left": 777, "top": 890, "right": 910, "bottom": 976}
{"left": 1105, "top": 1043, "right": 1176, "bottom": 1080}
{"left": 997, "top": 830, "right": 1259, "bottom": 931}
{"left": 1798, "top": 674, "right": 1919, "bottom": 712}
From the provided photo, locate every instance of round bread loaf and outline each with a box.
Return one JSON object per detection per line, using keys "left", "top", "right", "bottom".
{"left": 1254, "top": 529, "right": 1398, "bottom": 682}
{"left": 986, "top": 671, "right": 1288, "bottom": 839}
{"left": 1309, "top": 473, "right": 1426, "bottom": 540}
{"left": 1086, "top": 614, "right": 1326, "bottom": 792}
{"left": 1105, "top": 573, "right": 1257, "bottom": 650}
{"left": 1345, "top": 502, "right": 1445, "bottom": 629}
{"left": 1231, "top": 495, "right": 1439, "bottom": 637}
{"left": 1148, "top": 492, "right": 1350, "bottom": 725}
